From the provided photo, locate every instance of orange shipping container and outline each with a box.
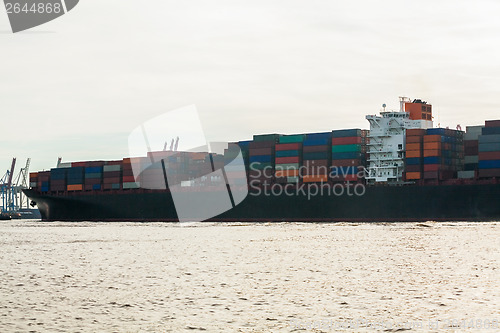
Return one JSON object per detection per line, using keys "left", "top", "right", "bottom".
{"left": 302, "top": 175, "right": 328, "bottom": 183}
{"left": 67, "top": 184, "right": 83, "bottom": 191}
{"left": 424, "top": 142, "right": 442, "bottom": 150}
{"left": 423, "top": 150, "right": 441, "bottom": 157}
{"left": 406, "top": 136, "right": 422, "bottom": 144}
{"left": 406, "top": 129, "right": 426, "bottom": 136}
{"left": 406, "top": 143, "right": 421, "bottom": 151}
{"left": 406, "top": 150, "right": 421, "bottom": 158}
{"left": 275, "top": 169, "right": 299, "bottom": 177}
{"left": 405, "top": 172, "right": 421, "bottom": 180}
{"left": 423, "top": 135, "right": 442, "bottom": 143}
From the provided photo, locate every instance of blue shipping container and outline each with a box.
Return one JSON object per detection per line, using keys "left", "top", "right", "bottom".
{"left": 85, "top": 166, "right": 103, "bottom": 173}
{"left": 478, "top": 135, "right": 500, "bottom": 144}
{"left": 303, "top": 138, "right": 330, "bottom": 146}
{"left": 85, "top": 173, "right": 102, "bottom": 179}
{"left": 478, "top": 142, "right": 500, "bottom": 152}
{"left": 249, "top": 155, "right": 272, "bottom": 163}
{"left": 67, "top": 167, "right": 84, "bottom": 175}
{"left": 276, "top": 150, "right": 299, "bottom": 157}
{"left": 238, "top": 140, "right": 251, "bottom": 148}
{"left": 305, "top": 132, "right": 332, "bottom": 140}
{"left": 482, "top": 127, "right": 500, "bottom": 135}
{"left": 92, "top": 184, "right": 102, "bottom": 190}
{"left": 303, "top": 152, "right": 329, "bottom": 160}
{"left": 426, "top": 128, "right": 446, "bottom": 136}
{"left": 67, "top": 178, "right": 84, "bottom": 185}
{"left": 478, "top": 160, "right": 500, "bottom": 169}
{"left": 331, "top": 152, "right": 363, "bottom": 160}
{"left": 406, "top": 158, "right": 421, "bottom": 165}
{"left": 464, "top": 163, "right": 477, "bottom": 171}
{"left": 424, "top": 156, "right": 441, "bottom": 164}
{"left": 332, "top": 129, "right": 361, "bottom": 138}
{"left": 50, "top": 168, "right": 67, "bottom": 180}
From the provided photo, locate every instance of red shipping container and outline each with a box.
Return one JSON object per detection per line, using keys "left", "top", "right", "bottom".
{"left": 464, "top": 140, "right": 479, "bottom": 148}
{"left": 303, "top": 145, "right": 329, "bottom": 153}
{"left": 303, "top": 159, "right": 328, "bottom": 167}
{"left": 465, "top": 147, "right": 479, "bottom": 156}
{"left": 106, "top": 160, "right": 123, "bottom": 166}
{"left": 84, "top": 178, "right": 101, "bottom": 185}
{"left": 249, "top": 148, "right": 274, "bottom": 156}
{"left": 405, "top": 165, "right": 421, "bottom": 172}
{"left": 332, "top": 174, "right": 358, "bottom": 182}
{"left": 103, "top": 177, "right": 121, "bottom": 184}
{"left": 123, "top": 176, "right": 135, "bottom": 183}
{"left": 424, "top": 164, "right": 440, "bottom": 172}
{"left": 276, "top": 143, "right": 301, "bottom": 151}
{"left": 331, "top": 159, "right": 362, "bottom": 167}
{"left": 424, "top": 171, "right": 439, "bottom": 179}
{"left": 303, "top": 160, "right": 329, "bottom": 175}
{"left": 485, "top": 120, "right": 500, "bottom": 128}
{"left": 86, "top": 161, "right": 106, "bottom": 167}
{"left": 478, "top": 168, "right": 500, "bottom": 177}
{"left": 331, "top": 136, "right": 362, "bottom": 145}
{"left": 103, "top": 171, "right": 121, "bottom": 178}
{"left": 71, "top": 162, "right": 87, "bottom": 167}
{"left": 276, "top": 156, "right": 299, "bottom": 164}
{"left": 478, "top": 151, "right": 500, "bottom": 160}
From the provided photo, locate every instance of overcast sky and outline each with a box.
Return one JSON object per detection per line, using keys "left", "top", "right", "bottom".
{"left": 1, "top": 0, "right": 500, "bottom": 174}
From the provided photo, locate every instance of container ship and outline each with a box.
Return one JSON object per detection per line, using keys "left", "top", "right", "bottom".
{"left": 24, "top": 97, "right": 500, "bottom": 222}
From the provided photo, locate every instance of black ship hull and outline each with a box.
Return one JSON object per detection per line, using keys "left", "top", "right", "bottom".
{"left": 24, "top": 182, "right": 500, "bottom": 222}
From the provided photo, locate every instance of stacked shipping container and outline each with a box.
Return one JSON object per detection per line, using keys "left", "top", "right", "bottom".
{"left": 404, "top": 129, "right": 426, "bottom": 180}
{"left": 302, "top": 132, "right": 331, "bottom": 183}
{"left": 459, "top": 126, "right": 483, "bottom": 179}
{"left": 331, "top": 129, "right": 367, "bottom": 182}
{"left": 422, "top": 128, "right": 464, "bottom": 180}
{"left": 478, "top": 120, "right": 500, "bottom": 178}
{"left": 248, "top": 134, "right": 279, "bottom": 185}
{"left": 275, "top": 134, "right": 305, "bottom": 183}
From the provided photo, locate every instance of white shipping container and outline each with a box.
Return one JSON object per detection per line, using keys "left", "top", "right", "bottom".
{"left": 458, "top": 170, "right": 475, "bottom": 179}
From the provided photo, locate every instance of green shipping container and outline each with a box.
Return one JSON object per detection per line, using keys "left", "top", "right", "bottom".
{"left": 331, "top": 144, "right": 362, "bottom": 153}
{"left": 253, "top": 134, "right": 281, "bottom": 142}
{"left": 279, "top": 134, "right": 307, "bottom": 144}
{"left": 275, "top": 163, "right": 300, "bottom": 170}
{"left": 287, "top": 176, "right": 299, "bottom": 183}
{"left": 123, "top": 182, "right": 140, "bottom": 189}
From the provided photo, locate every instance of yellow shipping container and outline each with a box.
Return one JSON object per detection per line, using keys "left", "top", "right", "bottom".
{"left": 406, "top": 172, "right": 421, "bottom": 180}
{"left": 275, "top": 169, "right": 299, "bottom": 177}
{"left": 67, "top": 184, "right": 83, "bottom": 191}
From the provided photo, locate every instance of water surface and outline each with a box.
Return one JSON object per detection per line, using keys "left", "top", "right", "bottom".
{"left": 0, "top": 221, "right": 499, "bottom": 332}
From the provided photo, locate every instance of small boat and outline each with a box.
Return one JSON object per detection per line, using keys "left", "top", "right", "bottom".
{"left": 0, "top": 212, "right": 11, "bottom": 221}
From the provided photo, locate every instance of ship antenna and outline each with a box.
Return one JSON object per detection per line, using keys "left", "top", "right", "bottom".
{"left": 169, "top": 139, "right": 174, "bottom": 151}
{"left": 174, "top": 137, "right": 179, "bottom": 152}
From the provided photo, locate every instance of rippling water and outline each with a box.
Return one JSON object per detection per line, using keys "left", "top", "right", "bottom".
{"left": 0, "top": 221, "right": 499, "bottom": 332}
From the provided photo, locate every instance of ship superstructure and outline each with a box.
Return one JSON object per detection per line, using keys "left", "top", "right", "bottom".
{"left": 365, "top": 97, "right": 433, "bottom": 184}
